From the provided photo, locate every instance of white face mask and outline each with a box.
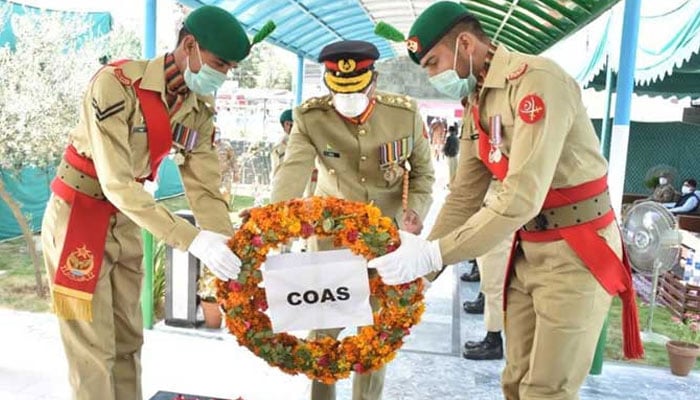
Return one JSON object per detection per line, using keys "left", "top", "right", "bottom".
{"left": 658, "top": 177, "right": 668, "bottom": 185}
{"left": 332, "top": 85, "right": 371, "bottom": 118}
{"left": 428, "top": 37, "right": 476, "bottom": 100}
{"left": 681, "top": 185, "right": 693, "bottom": 194}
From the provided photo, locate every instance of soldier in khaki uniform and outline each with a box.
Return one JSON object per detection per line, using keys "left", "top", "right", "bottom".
{"left": 270, "top": 109, "right": 293, "bottom": 176}
{"left": 271, "top": 109, "right": 317, "bottom": 196}
{"left": 462, "top": 180, "right": 510, "bottom": 361}
{"left": 271, "top": 40, "right": 434, "bottom": 400}
{"left": 40, "top": 6, "right": 272, "bottom": 399}
{"left": 216, "top": 133, "right": 238, "bottom": 208}
{"left": 372, "top": 3, "right": 643, "bottom": 400}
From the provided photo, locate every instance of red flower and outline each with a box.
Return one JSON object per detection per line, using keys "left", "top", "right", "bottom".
{"left": 386, "top": 243, "right": 398, "bottom": 253}
{"left": 379, "top": 332, "right": 389, "bottom": 341}
{"left": 251, "top": 235, "right": 264, "bottom": 247}
{"left": 353, "top": 363, "right": 365, "bottom": 373}
{"left": 346, "top": 230, "right": 359, "bottom": 242}
{"left": 228, "top": 281, "right": 243, "bottom": 292}
{"left": 301, "top": 222, "right": 315, "bottom": 237}
{"left": 317, "top": 355, "right": 330, "bottom": 367}
{"left": 255, "top": 297, "right": 268, "bottom": 311}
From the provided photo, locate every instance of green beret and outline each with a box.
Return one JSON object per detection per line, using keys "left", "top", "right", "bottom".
{"left": 185, "top": 6, "right": 250, "bottom": 62}
{"left": 279, "top": 109, "right": 293, "bottom": 124}
{"left": 407, "top": 2, "right": 474, "bottom": 64}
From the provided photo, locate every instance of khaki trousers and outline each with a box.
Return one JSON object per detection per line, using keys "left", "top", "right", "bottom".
{"left": 475, "top": 236, "right": 511, "bottom": 332}
{"left": 41, "top": 195, "right": 144, "bottom": 400}
{"left": 308, "top": 327, "right": 385, "bottom": 400}
{"left": 307, "top": 237, "right": 385, "bottom": 400}
{"left": 500, "top": 224, "right": 618, "bottom": 400}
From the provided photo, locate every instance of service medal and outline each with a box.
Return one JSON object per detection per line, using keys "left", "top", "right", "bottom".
{"left": 489, "top": 148, "right": 502, "bottom": 163}
{"left": 383, "top": 166, "right": 397, "bottom": 182}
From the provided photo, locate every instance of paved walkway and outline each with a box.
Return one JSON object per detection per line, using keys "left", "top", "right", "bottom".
{"left": 1, "top": 159, "right": 699, "bottom": 399}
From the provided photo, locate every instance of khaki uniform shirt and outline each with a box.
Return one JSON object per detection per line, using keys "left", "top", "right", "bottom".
{"left": 270, "top": 140, "right": 287, "bottom": 178}
{"left": 69, "top": 56, "right": 232, "bottom": 251}
{"left": 429, "top": 45, "right": 608, "bottom": 264}
{"left": 271, "top": 91, "right": 435, "bottom": 222}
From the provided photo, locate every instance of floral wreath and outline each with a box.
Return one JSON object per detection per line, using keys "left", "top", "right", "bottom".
{"left": 218, "top": 196, "right": 425, "bottom": 384}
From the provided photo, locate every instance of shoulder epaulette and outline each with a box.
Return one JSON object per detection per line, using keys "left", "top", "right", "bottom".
{"left": 299, "top": 95, "right": 333, "bottom": 113}
{"left": 375, "top": 92, "right": 415, "bottom": 111}
{"left": 102, "top": 60, "right": 147, "bottom": 86}
{"left": 506, "top": 62, "right": 528, "bottom": 81}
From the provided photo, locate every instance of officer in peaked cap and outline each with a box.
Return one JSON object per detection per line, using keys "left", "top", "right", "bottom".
{"left": 270, "top": 39, "right": 435, "bottom": 400}
{"left": 41, "top": 5, "right": 274, "bottom": 399}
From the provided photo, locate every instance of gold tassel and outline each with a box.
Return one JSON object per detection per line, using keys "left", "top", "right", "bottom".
{"left": 52, "top": 289, "right": 93, "bottom": 322}
{"left": 402, "top": 163, "right": 410, "bottom": 212}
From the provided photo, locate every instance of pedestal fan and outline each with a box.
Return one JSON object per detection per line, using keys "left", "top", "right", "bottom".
{"left": 622, "top": 201, "right": 682, "bottom": 344}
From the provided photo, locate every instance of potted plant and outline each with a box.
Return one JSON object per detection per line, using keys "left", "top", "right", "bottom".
{"left": 197, "top": 269, "right": 222, "bottom": 329}
{"left": 666, "top": 312, "right": 700, "bottom": 376}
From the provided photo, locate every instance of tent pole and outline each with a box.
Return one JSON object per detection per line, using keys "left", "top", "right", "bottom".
{"left": 600, "top": 55, "right": 614, "bottom": 161}
{"left": 295, "top": 54, "right": 304, "bottom": 106}
{"left": 140, "top": 0, "right": 157, "bottom": 330}
{"left": 143, "top": 0, "right": 156, "bottom": 59}
{"left": 608, "top": 0, "right": 641, "bottom": 218}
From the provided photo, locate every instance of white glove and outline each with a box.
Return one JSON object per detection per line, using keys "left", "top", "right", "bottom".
{"left": 368, "top": 230, "right": 443, "bottom": 285}
{"left": 188, "top": 230, "right": 241, "bottom": 281}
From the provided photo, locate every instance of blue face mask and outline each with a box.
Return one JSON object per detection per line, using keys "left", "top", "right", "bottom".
{"left": 183, "top": 43, "right": 227, "bottom": 96}
{"left": 429, "top": 39, "right": 476, "bottom": 100}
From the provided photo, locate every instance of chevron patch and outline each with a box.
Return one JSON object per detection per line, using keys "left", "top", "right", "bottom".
{"left": 92, "top": 98, "right": 125, "bottom": 122}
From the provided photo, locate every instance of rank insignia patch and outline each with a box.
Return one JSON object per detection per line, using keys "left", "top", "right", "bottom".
{"left": 92, "top": 99, "right": 125, "bottom": 122}
{"left": 517, "top": 94, "right": 545, "bottom": 124}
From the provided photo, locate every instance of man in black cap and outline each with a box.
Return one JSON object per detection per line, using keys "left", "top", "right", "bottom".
{"left": 270, "top": 39, "right": 434, "bottom": 400}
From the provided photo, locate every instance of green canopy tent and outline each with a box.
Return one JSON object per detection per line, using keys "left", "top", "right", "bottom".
{"left": 586, "top": 51, "right": 700, "bottom": 99}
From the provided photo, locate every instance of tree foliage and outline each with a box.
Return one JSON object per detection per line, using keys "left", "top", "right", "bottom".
{"left": 0, "top": 8, "right": 140, "bottom": 173}
{"left": 235, "top": 42, "right": 292, "bottom": 90}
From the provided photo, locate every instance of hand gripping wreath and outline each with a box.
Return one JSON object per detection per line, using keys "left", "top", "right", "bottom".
{"left": 218, "top": 196, "right": 425, "bottom": 384}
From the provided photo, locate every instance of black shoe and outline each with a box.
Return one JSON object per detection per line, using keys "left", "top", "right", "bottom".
{"left": 463, "top": 337, "right": 485, "bottom": 350}
{"left": 463, "top": 292, "right": 484, "bottom": 314}
{"left": 464, "top": 331, "right": 499, "bottom": 350}
{"left": 460, "top": 269, "right": 480, "bottom": 282}
{"left": 463, "top": 331, "right": 503, "bottom": 360}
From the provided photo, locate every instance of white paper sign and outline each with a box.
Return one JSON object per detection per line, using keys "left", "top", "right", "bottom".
{"left": 263, "top": 249, "right": 373, "bottom": 333}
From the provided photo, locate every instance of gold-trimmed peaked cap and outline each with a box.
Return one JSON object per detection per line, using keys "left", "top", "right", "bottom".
{"left": 185, "top": 5, "right": 276, "bottom": 63}
{"left": 318, "top": 40, "right": 379, "bottom": 94}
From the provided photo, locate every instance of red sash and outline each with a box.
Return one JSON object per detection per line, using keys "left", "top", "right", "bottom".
{"left": 473, "top": 105, "right": 508, "bottom": 180}
{"left": 472, "top": 106, "right": 644, "bottom": 359}
{"left": 51, "top": 63, "right": 172, "bottom": 321}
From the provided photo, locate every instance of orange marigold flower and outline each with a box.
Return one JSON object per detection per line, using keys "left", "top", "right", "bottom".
{"left": 220, "top": 196, "right": 423, "bottom": 384}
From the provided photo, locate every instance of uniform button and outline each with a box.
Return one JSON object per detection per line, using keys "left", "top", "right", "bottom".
{"left": 360, "top": 155, "right": 367, "bottom": 161}
{"left": 358, "top": 129, "right": 366, "bottom": 136}
{"left": 360, "top": 177, "right": 366, "bottom": 183}
{"left": 329, "top": 169, "right": 336, "bottom": 175}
